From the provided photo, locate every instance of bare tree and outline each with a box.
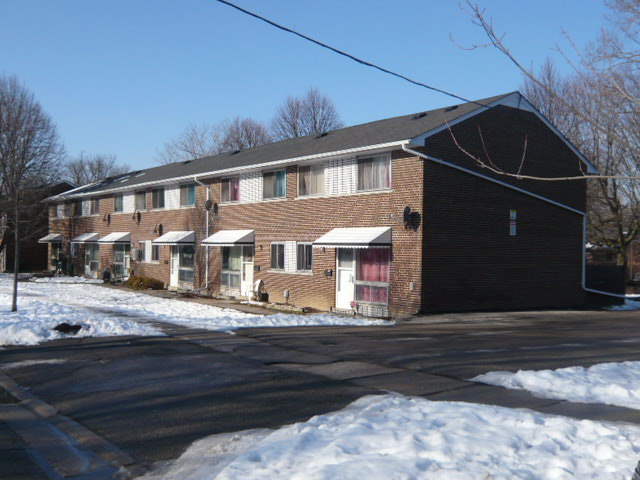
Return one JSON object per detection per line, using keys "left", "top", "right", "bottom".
{"left": 271, "top": 88, "right": 343, "bottom": 140}
{"left": 0, "top": 75, "right": 64, "bottom": 311}
{"left": 219, "top": 117, "right": 271, "bottom": 152}
{"left": 156, "top": 123, "right": 223, "bottom": 164}
{"left": 460, "top": 1, "right": 640, "bottom": 273}
{"left": 65, "top": 152, "right": 130, "bottom": 185}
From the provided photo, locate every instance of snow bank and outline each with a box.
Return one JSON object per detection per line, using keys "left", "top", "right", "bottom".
{"left": 473, "top": 361, "right": 640, "bottom": 410}
{"left": 0, "top": 274, "right": 387, "bottom": 345}
{"left": 33, "top": 276, "right": 104, "bottom": 284}
{"left": 607, "top": 298, "right": 640, "bottom": 311}
{"left": 139, "top": 394, "right": 640, "bottom": 480}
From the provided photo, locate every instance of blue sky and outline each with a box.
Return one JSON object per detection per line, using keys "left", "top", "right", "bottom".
{"left": 1, "top": 1, "right": 609, "bottom": 170}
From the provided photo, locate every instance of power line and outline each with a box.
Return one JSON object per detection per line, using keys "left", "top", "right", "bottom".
{"left": 214, "top": 0, "right": 483, "bottom": 106}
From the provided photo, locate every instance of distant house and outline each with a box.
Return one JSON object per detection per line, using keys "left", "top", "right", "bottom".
{"left": 1, "top": 181, "right": 75, "bottom": 273}
{"left": 43, "top": 92, "right": 596, "bottom": 316}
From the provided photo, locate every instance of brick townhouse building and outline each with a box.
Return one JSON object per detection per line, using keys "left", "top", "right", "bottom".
{"left": 42, "top": 92, "right": 596, "bottom": 317}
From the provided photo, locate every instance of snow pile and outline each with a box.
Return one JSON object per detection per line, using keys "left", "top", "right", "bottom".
{"left": 0, "top": 296, "right": 163, "bottom": 346}
{"left": 473, "top": 361, "right": 640, "bottom": 410}
{"left": 139, "top": 394, "right": 640, "bottom": 480}
{"left": 607, "top": 298, "right": 640, "bottom": 311}
{"left": 33, "top": 276, "right": 103, "bottom": 284}
{"left": 0, "top": 275, "right": 387, "bottom": 345}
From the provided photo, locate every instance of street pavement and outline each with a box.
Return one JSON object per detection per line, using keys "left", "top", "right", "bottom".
{"left": 1, "top": 305, "right": 639, "bottom": 479}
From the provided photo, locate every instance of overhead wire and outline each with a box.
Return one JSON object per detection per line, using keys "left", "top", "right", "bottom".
{"left": 214, "top": 0, "right": 486, "bottom": 107}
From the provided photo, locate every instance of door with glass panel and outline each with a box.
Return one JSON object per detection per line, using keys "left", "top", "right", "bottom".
{"left": 112, "top": 244, "right": 130, "bottom": 280}
{"left": 84, "top": 244, "right": 99, "bottom": 278}
{"left": 336, "top": 248, "right": 355, "bottom": 309}
{"left": 222, "top": 246, "right": 253, "bottom": 296}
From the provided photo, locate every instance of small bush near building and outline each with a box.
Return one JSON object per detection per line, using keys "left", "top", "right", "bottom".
{"left": 124, "top": 275, "right": 164, "bottom": 290}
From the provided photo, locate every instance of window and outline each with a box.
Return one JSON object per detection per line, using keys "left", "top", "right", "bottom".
{"left": 152, "top": 188, "right": 165, "bottom": 209}
{"left": 64, "top": 202, "right": 73, "bottom": 217}
{"left": 137, "top": 242, "right": 147, "bottom": 262}
{"left": 151, "top": 244, "right": 160, "bottom": 261}
{"left": 178, "top": 245, "right": 195, "bottom": 282}
{"left": 180, "top": 183, "right": 196, "bottom": 206}
{"left": 73, "top": 200, "right": 82, "bottom": 216}
{"left": 296, "top": 243, "right": 313, "bottom": 271}
{"left": 270, "top": 243, "right": 285, "bottom": 270}
{"left": 50, "top": 205, "right": 58, "bottom": 218}
{"left": 135, "top": 191, "right": 147, "bottom": 211}
{"left": 222, "top": 246, "right": 242, "bottom": 289}
{"left": 113, "top": 194, "right": 123, "bottom": 212}
{"left": 221, "top": 176, "right": 240, "bottom": 203}
{"left": 357, "top": 154, "right": 391, "bottom": 191}
{"left": 298, "top": 164, "right": 325, "bottom": 196}
{"left": 90, "top": 198, "right": 99, "bottom": 215}
{"left": 355, "top": 248, "right": 390, "bottom": 305}
{"left": 263, "top": 170, "right": 286, "bottom": 199}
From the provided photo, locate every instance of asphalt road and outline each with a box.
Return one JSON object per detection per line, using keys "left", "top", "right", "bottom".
{"left": 1, "top": 308, "right": 640, "bottom": 478}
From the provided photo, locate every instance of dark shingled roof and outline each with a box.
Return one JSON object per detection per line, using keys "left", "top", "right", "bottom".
{"left": 55, "top": 92, "right": 513, "bottom": 199}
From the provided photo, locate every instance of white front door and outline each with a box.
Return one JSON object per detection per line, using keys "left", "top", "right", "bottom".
{"left": 241, "top": 246, "right": 254, "bottom": 298}
{"left": 113, "top": 244, "right": 130, "bottom": 280}
{"left": 336, "top": 248, "right": 355, "bottom": 309}
{"left": 170, "top": 246, "right": 180, "bottom": 287}
{"left": 84, "top": 244, "right": 99, "bottom": 278}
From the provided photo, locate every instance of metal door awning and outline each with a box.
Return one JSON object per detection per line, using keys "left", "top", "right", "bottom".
{"left": 312, "top": 227, "right": 391, "bottom": 248}
{"left": 38, "top": 233, "right": 63, "bottom": 243}
{"left": 97, "top": 232, "right": 131, "bottom": 244}
{"left": 201, "top": 230, "right": 254, "bottom": 246}
{"left": 70, "top": 232, "right": 100, "bottom": 243}
{"left": 152, "top": 231, "right": 195, "bottom": 245}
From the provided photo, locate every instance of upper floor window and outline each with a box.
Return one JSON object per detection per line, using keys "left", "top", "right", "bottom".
{"left": 113, "top": 194, "right": 124, "bottom": 212}
{"left": 221, "top": 176, "right": 240, "bottom": 203}
{"left": 263, "top": 170, "right": 286, "bottom": 199}
{"left": 180, "top": 183, "right": 196, "bottom": 206}
{"left": 357, "top": 154, "right": 391, "bottom": 191}
{"left": 298, "top": 164, "right": 325, "bottom": 197}
{"left": 90, "top": 198, "right": 99, "bottom": 215}
{"left": 50, "top": 205, "right": 58, "bottom": 218}
{"left": 135, "top": 191, "right": 147, "bottom": 211}
{"left": 152, "top": 187, "right": 165, "bottom": 209}
{"left": 64, "top": 202, "right": 73, "bottom": 217}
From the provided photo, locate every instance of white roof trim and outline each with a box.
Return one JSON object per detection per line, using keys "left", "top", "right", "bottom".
{"left": 97, "top": 232, "right": 131, "bottom": 244}
{"left": 152, "top": 231, "right": 195, "bottom": 245}
{"left": 201, "top": 230, "right": 254, "bottom": 246}
{"left": 411, "top": 92, "right": 599, "bottom": 175}
{"left": 49, "top": 141, "right": 410, "bottom": 200}
{"left": 312, "top": 227, "right": 392, "bottom": 249}
{"left": 38, "top": 233, "right": 63, "bottom": 243}
{"left": 70, "top": 232, "right": 100, "bottom": 243}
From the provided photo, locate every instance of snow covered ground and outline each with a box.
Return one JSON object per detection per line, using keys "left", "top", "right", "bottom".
{"left": 0, "top": 275, "right": 387, "bottom": 346}
{"left": 139, "top": 394, "right": 640, "bottom": 480}
{"left": 474, "top": 361, "right": 640, "bottom": 411}
{"left": 608, "top": 298, "right": 640, "bottom": 311}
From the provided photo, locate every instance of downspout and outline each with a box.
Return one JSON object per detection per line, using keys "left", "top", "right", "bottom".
{"left": 401, "top": 144, "right": 619, "bottom": 299}
{"left": 194, "top": 176, "right": 209, "bottom": 290}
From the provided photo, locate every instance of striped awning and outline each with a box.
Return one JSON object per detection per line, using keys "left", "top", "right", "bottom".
{"left": 152, "top": 231, "right": 195, "bottom": 245}
{"left": 97, "top": 232, "right": 131, "bottom": 244}
{"left": 313, "top": 227, "right": 391, "bottom": 248}
{"left": 201, "top": 230, "right": 254, "bottom": 246}
{"left": 38, "top": 233, "right": 63, "bottom": 244}
{"left": 71, "top": 232, "right": 100, "bottom": 244}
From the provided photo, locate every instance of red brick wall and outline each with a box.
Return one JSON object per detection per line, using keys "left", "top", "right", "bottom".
{"left": 421, "top": 106, "right": 586, "bottom": 311}
{"left": 49, "top": 154, "right": 425, "bottom": 316}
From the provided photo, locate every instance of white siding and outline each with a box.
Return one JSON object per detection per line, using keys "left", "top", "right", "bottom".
{"left": 165, "top": 184, "right": 180, "bottom": 209}
{"left": 240, "top": 171, "right": 262, "bottom": 203}
{"left": 285, "top": 241, "right": 297, "bottom": 273}
{"left": 325, "top": 158, "right": 356, "bottom": 196}
{"left": 122, "top": 192, "right": 134, "bottom": 213}
{"left": 81, "top": 200, "right": 90, "bottom": 217}
{"left": 56, "top": 204, "right": 65, "bottom": 218}
{"left": 144, "top": 240, "right": 152, "bottom": 262}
